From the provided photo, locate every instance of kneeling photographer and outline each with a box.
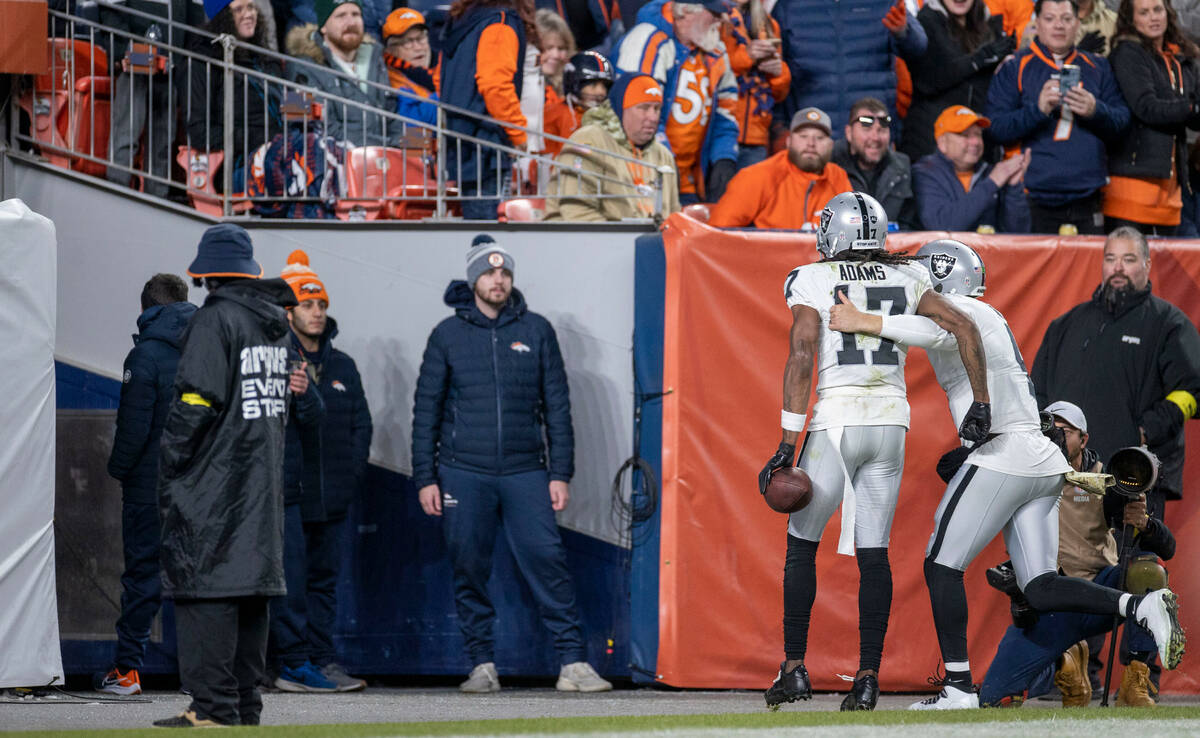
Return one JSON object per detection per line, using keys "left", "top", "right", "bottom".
{"left": 979, "top": 401, "right": 1175, "bottom": 708}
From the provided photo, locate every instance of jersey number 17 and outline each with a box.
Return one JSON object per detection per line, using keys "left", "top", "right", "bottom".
{"left": 834, "top": 285, "right": 907, "bottom": 366}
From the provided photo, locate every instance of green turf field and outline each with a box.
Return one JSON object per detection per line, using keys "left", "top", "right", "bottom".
{"left": 8, "top": 707, "right": 1200, "bottom": 737}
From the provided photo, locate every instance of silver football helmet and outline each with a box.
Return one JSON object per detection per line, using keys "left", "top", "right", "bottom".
{"left": 815, "top": 192, "right": 888, "bottom": 259}
{"left": 916, "top": 239, "right": 986, "bottom": 297}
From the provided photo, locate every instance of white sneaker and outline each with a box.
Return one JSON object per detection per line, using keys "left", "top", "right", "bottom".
{"left": 459, "top": 662, "right": 500, "bottom": 693}
{"left": 909, "top": 684, "right": 978, "bottom": 710}
{"left": 1135, "top": 589, "right": 1186, "bottom": 670}
{"left": 556, "top": 662, "right": 613, "bottom": 692}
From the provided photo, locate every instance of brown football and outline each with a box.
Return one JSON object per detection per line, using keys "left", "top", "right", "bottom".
{"left": 764, "top": 466, "right": 813, "bottom": 514}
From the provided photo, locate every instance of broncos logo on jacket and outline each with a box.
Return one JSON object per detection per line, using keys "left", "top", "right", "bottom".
{"left": 615, "top": 0, "right": 739, "bottom": 196}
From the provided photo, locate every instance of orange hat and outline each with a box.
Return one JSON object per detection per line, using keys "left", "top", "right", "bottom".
{"left": 281, "top": 250, "right": 329, "bottom": 305}
{"left": 622, "top": 75, "right": 664, "bottom": 110}
{"left": 382, "top": 7, "right": 426, "bottom": 40}
{"left": 934, "top": 105, "right": 990, "bottom": 139}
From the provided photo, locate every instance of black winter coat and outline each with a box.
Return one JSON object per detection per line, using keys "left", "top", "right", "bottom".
{"left": 185, "top": 34, "right": 284, "bottom": 158}
{"left": 1107, "top": 38, "right": 1200, "bottom": 189}
{"left": 411, "top": 283, "right": 573, "bottom": 489}
{"left": 903, "top": 5, "right": 1005, "bottom": 162}
{"left": 158, "top": 278, "right": 302, "bottom": 599}
{"left": 1032, "top": 284, "right": 1200, "bottom": 500}
{"left": 108, "top": 301, "right": 197, "bottom": 502}
{"left": 283, "top": 317, "right": 373, "bottom": 522}
{"left": 831, "top": 140, "right": 917, "bottom": 230}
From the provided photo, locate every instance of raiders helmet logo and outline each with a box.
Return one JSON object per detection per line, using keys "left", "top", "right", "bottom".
{"left": 931, "top": 253, "right": 957, "bottom": 280}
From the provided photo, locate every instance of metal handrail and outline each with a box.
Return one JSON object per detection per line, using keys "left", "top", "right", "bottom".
{"left": 16, "top": 6, "right": 673, "bottom": 220}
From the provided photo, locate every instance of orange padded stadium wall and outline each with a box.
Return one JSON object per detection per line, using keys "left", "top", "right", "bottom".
{"left": 654, "top": 213, "right": 1200, "bottom": 694}
{"left": 0, "top": 0, "right": 47, "bottom": 74}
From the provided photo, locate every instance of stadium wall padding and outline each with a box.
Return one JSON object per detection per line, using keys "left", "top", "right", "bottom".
{"left": 651, "top": 213, "right": 1200, "bottom": 694}
{"left": 15, "top": 158, "right": 644, "bottom": 678}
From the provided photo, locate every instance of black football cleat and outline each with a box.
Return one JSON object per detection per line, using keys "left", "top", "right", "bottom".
{"left": 765, "top": 661, "right": 812, "bottom": 709}
{"left": 839, "top": 674, "right": 880, "bottom": 711}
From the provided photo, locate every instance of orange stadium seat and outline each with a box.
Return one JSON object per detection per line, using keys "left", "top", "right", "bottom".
{"left": 338, "top": 145, "right": 459, "bottom": 221}
{"left": 19, "top": 39, "right": 111, "bottom": 177}
{"left": 176, "top": 146, "right": 253, "bottom": 216}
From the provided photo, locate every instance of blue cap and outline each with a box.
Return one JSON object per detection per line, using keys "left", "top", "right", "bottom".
{"left": 187, "top": 224, "right": 263, "bottom": 279}
{"left": 203, "top": 0, "right": 234, "bottom": 20}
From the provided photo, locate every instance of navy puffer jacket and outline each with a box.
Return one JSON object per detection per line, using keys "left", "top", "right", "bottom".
{"left": 411, "top": 282, "right": 573, "bottom": 488}
{"left": 283, "top": 317, "right": 373, "bottom": 522}
{"left": 771, "top": 0, "right": 927, "bottom": 132}
{"left": 108, "top": 301, "right": 197, "bottom": 503}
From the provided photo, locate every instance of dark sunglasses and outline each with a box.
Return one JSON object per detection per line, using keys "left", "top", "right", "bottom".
{"left": 855, "top": 114, "right": 892, "bottom": 128}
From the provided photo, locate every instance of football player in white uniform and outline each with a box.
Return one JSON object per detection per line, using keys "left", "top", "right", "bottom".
{"left": 760, "top": 194, "right": 992, "bottom": 712}
{"left": 828, "top": 239, "right": 1186, "bottom": 710}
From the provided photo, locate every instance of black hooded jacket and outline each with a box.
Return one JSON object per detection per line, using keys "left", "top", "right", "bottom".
{"left": 283, "top": 317, "right": 373, "bottom": 522}
{"left": 108, "top": 300, "right": 198, "bottom": 502}
{"left": 1033, "top": 283, "right": 1200, "bottom": 499}
{"left": 411, "top": 282, "right": 572, "bottom": 489}
{"left": 158, "top": 278, "right": 308, "bottom": 599}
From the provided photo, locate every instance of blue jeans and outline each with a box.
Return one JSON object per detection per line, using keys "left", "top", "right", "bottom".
{"left": 269, "top": 505, "right": 346, "bottom": 668}
{"left": 269, "top": 504, "right": 309, "bottom": 668}
{"left": 979, "top": 564, "right": 1157, "bottom": 705}
{"left": 114, "top": 498, "right": 163, "bottom": 671}
{"left": 459, "top": 154, "right": 502, "bottom": 220}
{"left": 736, "top": 145, "right": 767, "bottom": 171}
{"left": 439, "top": 466, "right": 585, "bottom": 666}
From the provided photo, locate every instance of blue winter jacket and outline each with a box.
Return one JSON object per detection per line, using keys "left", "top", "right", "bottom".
{"left": 411, "top": 282, "right": 573, "bottom": 488}
{"left": 770, "top": 0, "right": 927, "bottom": 133}
{"left": 985, "top": 40, "right": 1129, "bottom": 207}
{"left": 439, "top": 6, "right": 526, "bottom": 182}
{"left": 107, "top": 301, "right": 197, "bottom": 503}
{"left": 283, "top": 318, "right": 373, "bottom": 522}
{"left": 912, "top": 150, "right": 1030, "bottom": 233}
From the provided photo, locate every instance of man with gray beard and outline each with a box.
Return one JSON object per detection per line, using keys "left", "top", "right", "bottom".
{"left": 1032, "top": 225, "right": 1200, "bottom": 523}
{"left": 709, "top": 107, "right": 853, "bottom": 229}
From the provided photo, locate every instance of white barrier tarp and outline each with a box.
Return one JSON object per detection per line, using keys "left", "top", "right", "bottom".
{"left": 0, "top": 199, "right": 63, "bottom": 688}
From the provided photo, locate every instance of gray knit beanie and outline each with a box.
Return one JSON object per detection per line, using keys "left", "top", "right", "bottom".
{"left": 466, "top": 234, "right": 515, "bottom": 286}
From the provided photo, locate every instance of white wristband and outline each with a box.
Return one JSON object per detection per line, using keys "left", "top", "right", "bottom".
{"left": 781, "top": 410, "right": 807, "bottom": 432}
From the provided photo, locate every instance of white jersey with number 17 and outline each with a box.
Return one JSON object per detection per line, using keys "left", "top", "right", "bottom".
{"left": 784, "top": 259, "right": 933, "bottom": 432}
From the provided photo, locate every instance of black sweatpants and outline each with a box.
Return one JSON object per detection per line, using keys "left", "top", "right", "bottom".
{"left": 175, "top": 596, "right": 270, "bottom": 726}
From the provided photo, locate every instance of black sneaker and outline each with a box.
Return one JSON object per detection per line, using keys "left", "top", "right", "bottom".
{"left": 764, "top": 662, "right": 812, "bottom": 709}
{"left": 839, "top": 674, "right": 879, "bottom": 711}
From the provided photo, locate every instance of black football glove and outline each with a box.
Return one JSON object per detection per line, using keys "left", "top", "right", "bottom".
{"left": 758, "top": 441, "right": 796, "bottom": 495}
{"left": 959, "top": 401, "right": 992, "bottom": 443}
{"left": 1077, "top": 29, "right": 1106, "bottom": 55}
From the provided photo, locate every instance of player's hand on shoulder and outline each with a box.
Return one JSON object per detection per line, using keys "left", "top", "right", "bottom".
{"left": 959, "top": 401, "right": 992, "bottom": 443}
{"left": 759, "top": 441, "right": 796, "bottom": 496}
{"left": 828, "top": 290, "right": 866, "bottom": 333}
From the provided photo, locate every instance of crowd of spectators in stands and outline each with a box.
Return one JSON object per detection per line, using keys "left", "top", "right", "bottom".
{"left": 37, "top": 0, "right": 1200, "bottom": 231}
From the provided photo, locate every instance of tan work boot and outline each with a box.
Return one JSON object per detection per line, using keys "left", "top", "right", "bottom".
{"left": 1116, "top": 660, "right": 1158, "bottom": 706}
{"left": 1055, "top": 640, "right": 1092, "bottom": 707}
